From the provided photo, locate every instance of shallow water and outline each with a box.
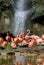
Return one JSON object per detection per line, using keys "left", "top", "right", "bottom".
{"left": 0, "top": 55, "right": 44, "bottom": 65}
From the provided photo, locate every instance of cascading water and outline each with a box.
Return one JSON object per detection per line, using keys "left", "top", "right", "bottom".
{"left": 12, "top": 0, "right": 33, "bottom": 36}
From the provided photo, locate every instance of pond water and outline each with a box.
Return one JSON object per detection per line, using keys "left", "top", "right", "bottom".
{"left": 0, "top": 55, "right": 44, "bottom": 65}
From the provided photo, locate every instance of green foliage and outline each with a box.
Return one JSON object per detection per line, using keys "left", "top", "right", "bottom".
{"left": 31, "top": 0, "right": 44, "bottom": 20}
{"left": 5, "top": 45, "right": 13, "bottom": 50}
{"left": 0, "top": 0, "right": 12, "bottom": 17}
{"left": 2, "top": 11, "right": 7, "bottom": 16}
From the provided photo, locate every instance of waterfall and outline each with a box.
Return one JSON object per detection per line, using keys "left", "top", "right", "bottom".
{"left": 12, "top": 0, "right": 33, "bottom": 36}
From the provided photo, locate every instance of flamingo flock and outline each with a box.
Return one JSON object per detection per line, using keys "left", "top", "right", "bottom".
{"left": 0, "top": 31, "right": 44, "bottom": 48}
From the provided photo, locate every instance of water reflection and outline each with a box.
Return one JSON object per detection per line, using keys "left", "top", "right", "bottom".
{"left": 0, "top": 55, "right": 44, "bottom": 65}
{"left": 15, "top": 56, "right": 25, "bottom": 65}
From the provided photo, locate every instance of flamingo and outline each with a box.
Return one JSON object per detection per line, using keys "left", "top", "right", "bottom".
{"left": 25, "top": 35, "right": 31, "bottom": 41}
{"left": 17, "top": 32, "right": 22, "bottom": 38}
{"left": 31, "top": 35, "right": 40, "bottom": 40}
{"left": 0, "top": 37, "right": 4, "bottom": 44}
{"left": 42, "top": 62, "right": 44, "bottom": 65}
{"left": 2, "top": 41, "right": 8, "bottom": 47}
{"left": 11, "top": 37, "right": 14, "bottom": 42}
{"left": 6, "top": 35, "right": 11, "bottom": 41}
{"left": 41, "top": 34, "right": 44, "bottom": 42}
{"left": 11, "top": 42, "right": 16, "bottom": 48}
{"left": 14, "top": 38, "right": 19, "bottom": 44}
{"left": 28, "top": 39, "right": 35, "bottom": 48}
{"left": 18, "top": 38, "right": 23, "bottom": 43}
{"left": 36, "top": 38, "right": 43, "bottom": 44}
{"left": 22, "top": 40, "right": 27, "bottom": 45}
